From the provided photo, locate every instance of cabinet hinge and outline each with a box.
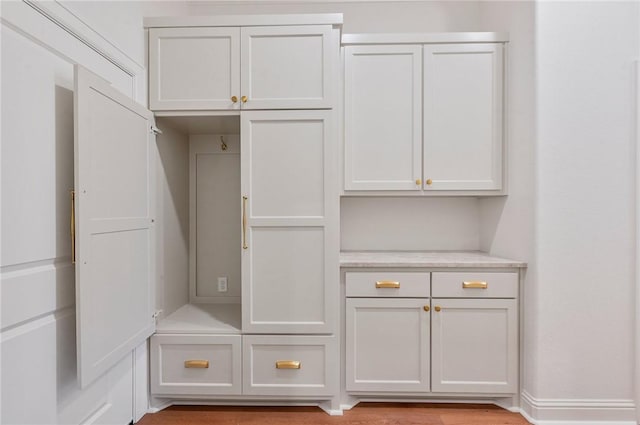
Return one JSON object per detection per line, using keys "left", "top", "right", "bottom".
{"left": 150, "top": 125, "right": 162, "bottom": 135}
{"left": 152, "top": 310, "right": 163, "bottom": 319}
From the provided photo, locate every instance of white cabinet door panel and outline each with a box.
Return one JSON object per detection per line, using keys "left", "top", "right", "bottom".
{"left": 74, "top": 66, "right": 155, "bottom": 388}
{"left": 149, "top": 27, "right": 240, "bottom": 110}
{"left": 241, "top": 111, "right": 334, "bottom": 334}
{"left": 344, "top": 45, "right": 422, "bottom": 190}
{"left": 249, "top": 227, "right": 325, "bottom": 326}
{"left": 241, "top": 26, "right": 334, "bottom": 110}
{"left": 423, "top": 43, "right": 503, "bottom": 191}
{"left": 431, "top": 298, "right": 517, "bottom": 393}
{"left": 346, "top": 298, "right": 430, "bottom": 392}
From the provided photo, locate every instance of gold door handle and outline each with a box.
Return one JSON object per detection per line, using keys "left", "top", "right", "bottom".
{"left": 231, "top": 95, "right": 238, "bottom": 103}
{"left": 184, "top": 360, "right": 209, "bottom": 368}
{"left": 416, "top": 179, "right": 422, "bottom": 186}
{"left": 426, "top": 179, "right": 433, "bottom": 186}
{"left": 70, "top": 190, "right": 76, "bottom": 264}
{"left": 463, "top": 281, "right": 488, "bottom": 289}
{"left": 241, "top": 95, "right": 248, "bottom": 103}
{"left": 376, "top": 281, "right": 400, "bottom": 289}
{"left": 276, "top": 360, "right": 301, "bottom": 369}
{"left": 242, "top": 196, "right": 248, "bottom": 249}
{"left": 434, "top": 306, "right": 441, "bottom": 312}
{"left": 423, "top": 305, "right": 430, "bottom": 312}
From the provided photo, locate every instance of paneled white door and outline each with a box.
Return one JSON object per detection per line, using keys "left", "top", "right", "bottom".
{"left": 431, "top": 298, "right": 517, "bottom": 393}
{"left": 74, "top": 66, "right": 156, "bottom": 388}
{"left": 423, "top": 43, "right": 503, "bottom": 191}
{"left": 344, "top": 45, "right": 422, "bottom": 191}
{"left": 345, "top": 298, "right": 430, "bottom": 392}
{"left": 240, "top": 25, "right": 334, "bottom": 110}
{"left": 149, "top": 27, "right": 240, "bottom": 111}
{"left": 241, "top": 110, "right": 335, "bottom": 334}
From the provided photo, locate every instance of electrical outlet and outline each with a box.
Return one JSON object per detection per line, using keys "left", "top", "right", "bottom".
{"left": 217, "top": 277, "right": 228, "bottom": 292}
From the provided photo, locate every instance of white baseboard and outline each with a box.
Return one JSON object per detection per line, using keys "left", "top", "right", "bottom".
{"left": 520, "top": 390, "right": 637, "bottom": 424}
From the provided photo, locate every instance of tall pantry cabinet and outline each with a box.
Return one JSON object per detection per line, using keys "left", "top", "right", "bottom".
{"left": 73, "top": 14, "right": 341, "bottom": 410}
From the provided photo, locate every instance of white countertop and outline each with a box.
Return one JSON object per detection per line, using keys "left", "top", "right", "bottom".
{"left": 340, "top": 251, "right": 527, "bottom": 268}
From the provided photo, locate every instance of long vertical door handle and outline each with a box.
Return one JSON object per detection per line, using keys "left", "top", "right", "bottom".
{"left": 70, "top": 190, "right": 76, "bottom": 264}
{"left": 242, "top": 196, "right": 248, "bottom": 249}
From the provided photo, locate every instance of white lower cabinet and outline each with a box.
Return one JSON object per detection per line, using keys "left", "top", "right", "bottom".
{"left": 345, "top": 298, "right": 430, "bottom": 392}
{"left": 243, "top": 335, "right": 336, "bottom": 396}
{"left": 151, "top": 334, "right": 242, "bottom": 395}
{"left": 431, "top": 298, "right": 518, "bottom": 393}
{"left": 344, "top": 268, "right": 520, "bottom": 398}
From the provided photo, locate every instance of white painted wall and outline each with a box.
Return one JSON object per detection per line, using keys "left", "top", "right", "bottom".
{"left": 0, "top": 1, "right": 187, "bottom": 424}
{"left": 524, "top": 2, "right": 637, "bottom": 422}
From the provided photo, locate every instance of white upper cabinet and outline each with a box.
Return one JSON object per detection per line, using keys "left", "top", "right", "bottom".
{"left": 241, "top": 26, "right": 334, "bottom": 110}
{"left": 149, "top": 27, "right": 240, "bottom": 111}
{"left": 74, "top": 66, "right": 156, "bottom": 388}
{"left": 423, "top": 43, "right": 503, "bottom": 191}
{"left": 342, "top": 34, "right": 507, "bottom": 195}
{"left": 344, "top": 45, "right": 422, "bottom": 191}
{"left": 149, "top": 24, "right": 335, "bottom": 111}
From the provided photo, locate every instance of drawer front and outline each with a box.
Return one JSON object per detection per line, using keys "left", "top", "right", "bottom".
{"left": 243, "top": 335, "right": 335, "bottom": 396}
{"left": 432, "top": 272, "right": 518, "bottom": 298}
{"left": 345, "top": 272, "right": 430, "bottom": 297}
{"left": 151, "top": 334, "right": 241, "bottom": 395}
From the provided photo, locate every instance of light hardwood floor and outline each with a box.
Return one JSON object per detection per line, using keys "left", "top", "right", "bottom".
{"left": 137, "top": 403, "right": 531, "bottom": 424}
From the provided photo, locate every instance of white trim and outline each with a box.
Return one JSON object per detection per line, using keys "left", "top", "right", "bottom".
{"left": 635, "top": 58, "right": 640, "bottom": 425}
{"left": 144, "top": 13, "right": 343, "bottom": 28}
{"left": 1, "top": 0, "right": 146, "bottom": 103}
{"left": 341, "top": 32, "right": 509, "bottom": 45}
{"left": 520, "top": 391, "right": 637, "bottom": 424}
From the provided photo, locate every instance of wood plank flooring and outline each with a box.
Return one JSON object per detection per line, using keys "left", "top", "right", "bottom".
{"left": 137, "top": 403, "right": 531, "bottom": 425}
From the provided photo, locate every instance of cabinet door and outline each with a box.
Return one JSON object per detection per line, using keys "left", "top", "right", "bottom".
{"left": 74, "top": 66, "right": 156, "bottom": 388}
{"left": 149, "top": 27, "right": 240, "bottom": 111}
{"left": 344, "top": 45, "right": 422, "bottom": 191}
{"left": 346, "top": 298, "right": 430, "bottom": 392}
{"left": 431, "top": 298, "right": 517, "bottom": 393}
{"left": 423, "top": 43, "right": 503, "bottom": 191}
{"left": 240, "top": 25, "right": 334, "bottom": 110}
{"left": 241, "top": 111, "right": 336, "bottom": 334}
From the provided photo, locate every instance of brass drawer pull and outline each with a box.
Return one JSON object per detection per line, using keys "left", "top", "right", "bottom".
{"left": 276, "top": 360, "right": 301, "bottom": 369}
{"left": 376, "top": 281, "right": 400, "bottom": 289}
{"left": 184, "top": 360, "right": 209, "bottom": 368}
{"left": 242, "top": 196, "right": 248, "bottom": 249}
{"left": 70, "top": 190, "right": 76, "bottom": 264}
{"left": 463, "top": 281, "right": 488, "bottom": 289}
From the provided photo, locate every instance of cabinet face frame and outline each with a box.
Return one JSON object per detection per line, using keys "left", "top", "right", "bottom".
{"left": 343, "top": 45, "right": 423, "bottom": 191}
{"left": 149, "top": 27, "right": 241, "bottom": 111}
{"left": 345, "top": 297, "right": 431, "bottom": 392}
{"left": 431, "top": 298, "right": 518, "bottom": 393}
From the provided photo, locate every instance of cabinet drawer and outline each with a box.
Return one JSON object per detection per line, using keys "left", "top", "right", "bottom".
{"left": 432, "top": 272, "right": 517, "bottom": 298}
{"left": 243, "top": 335, "right": 335, "bottom": 396}
{"left": 150, "top": 334, "right": 241, "bottom": 395}
{"left": 345, "top": 272, "right": 430, "bottom": 297}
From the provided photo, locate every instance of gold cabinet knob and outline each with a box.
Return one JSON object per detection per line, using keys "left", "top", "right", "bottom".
{"left": 416, "top": 179, "right": 422, "bottom": 186}
{"left": 426, "top": 179, "right": 433, "bottom": 186}
{"left": 434, "top": 306, "right": 441, "bottom": 312}
{"left": 423, "top": 305, "right": 430, "bottom": 312}
{"left": 231, "top": 96, "right": 238, "bottom": 103}
{"left": 241, "top": 95, "right": 248, "bottom": 103}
